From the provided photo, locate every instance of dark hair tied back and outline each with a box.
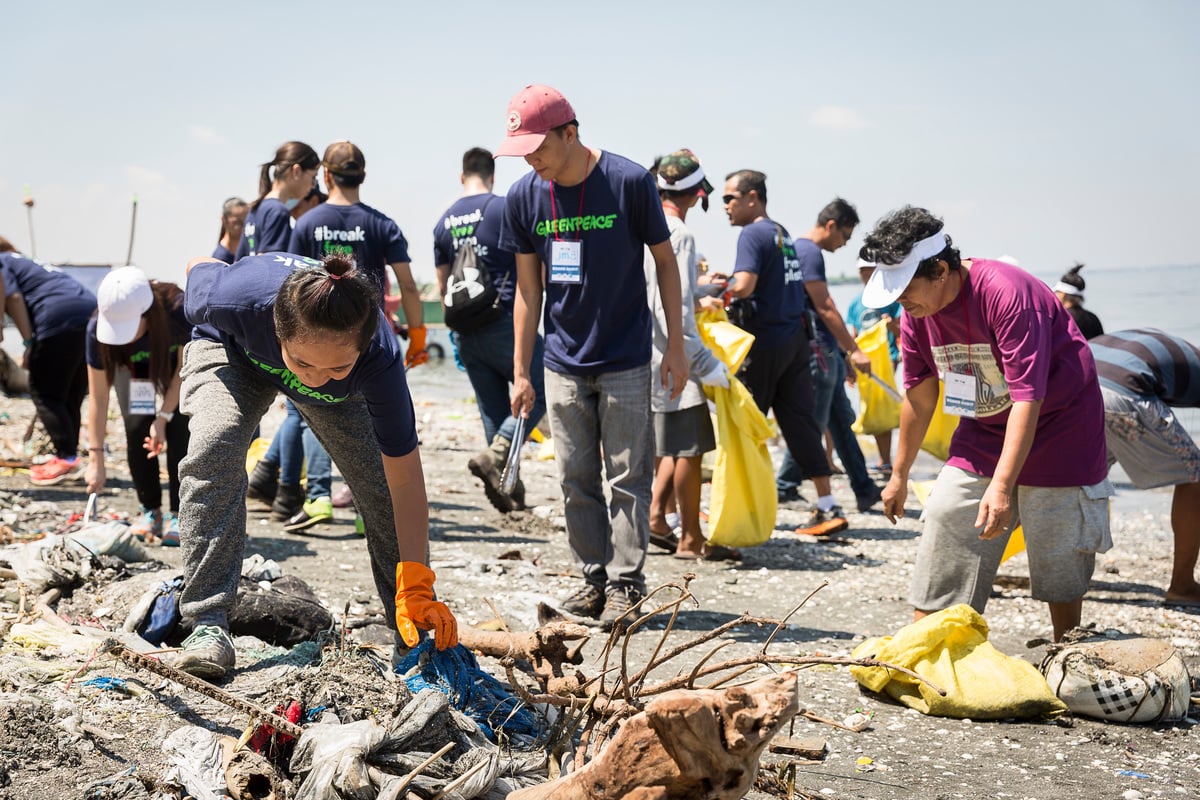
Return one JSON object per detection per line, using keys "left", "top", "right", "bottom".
{"left": 1060, "top": 262, "right": 1086, "bottom": 292}
{"left": 275, "top": 255, "right": 380, "bottom": 351}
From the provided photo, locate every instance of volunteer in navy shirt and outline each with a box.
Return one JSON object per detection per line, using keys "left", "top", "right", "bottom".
{"left": 433, "top": 146, "right": 547, "bottom": 514}
{"left": 235, "top": 141, "right": 320, "bottom": 258}
{"left": 84, "top": 268, "right": 191, "bottom": 543}
{"left": 171, "top": 252, "right": 455, "bottom": 679}
{"left": 0, "top": 244, "right": 96, "bottom": 484}
{"left": 290, "top": 201, "right": 411, "bottom": 303}
{"left": 494, "top": 82, "right": 688, "bottom": 628}
{"left": 722, "top": 169, "right": 836, "bottom": 528}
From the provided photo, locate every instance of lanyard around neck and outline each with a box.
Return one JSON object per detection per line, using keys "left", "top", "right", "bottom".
{"left": 548, "top": 152, "right": 592, "bottom": 242}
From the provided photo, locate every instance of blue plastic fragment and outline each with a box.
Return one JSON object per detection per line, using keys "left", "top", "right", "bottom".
{"left": 1117, "top": 770, "right": 1151, "bottom": 779}
{"left": 82, "top": 676, "right": 129, "bottom": 693}
{"left": 396, "top": 639, "right": 541, "bottom": 741}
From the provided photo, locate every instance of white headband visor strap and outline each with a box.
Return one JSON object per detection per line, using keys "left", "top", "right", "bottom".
{"left": 1052, "top": 281, "right": 1082, "bottom": 296}
{"left": 887, "top": 231, "right": 949, "bottom": 273}
{"left": 657, "top": 168, "right": 706, "bottom": 192}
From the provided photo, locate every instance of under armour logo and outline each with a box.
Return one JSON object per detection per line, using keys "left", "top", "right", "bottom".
{"left": 445, "top": 268, "right": 486, "bottom": 307}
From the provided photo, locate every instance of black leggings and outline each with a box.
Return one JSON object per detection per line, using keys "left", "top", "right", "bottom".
{"left": 123, "top": 411, "right": 190, "bottom": 512}
{"left": 28, "top": 327, "right": 88, "bottom": 458}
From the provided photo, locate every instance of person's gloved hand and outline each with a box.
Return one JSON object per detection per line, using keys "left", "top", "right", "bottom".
{"left": 405, "top": 325, "right": 429, "bottom": 368}
{"left": 394, "top": 561, "right": 457, "bottom": 650}
{"left": 699, "top": 363, "right": 730, "bottom": 389}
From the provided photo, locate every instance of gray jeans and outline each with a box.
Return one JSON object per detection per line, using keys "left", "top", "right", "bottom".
{"left": 544, "top": 364, "right": 653, "bottom": 593}
{"left": 177, "top": 339, "right": 403, "bottom": 631}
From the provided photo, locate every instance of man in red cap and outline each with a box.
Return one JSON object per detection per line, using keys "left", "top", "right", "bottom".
{"left": 497, "top": 84, "right": 689, "bottom": 631}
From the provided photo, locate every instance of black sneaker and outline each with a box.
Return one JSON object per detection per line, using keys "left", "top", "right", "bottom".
{"left": 560, "top": 583, "right": 605, "bottom": 618}
{"left": 856, "top": 486, "right": 883, "bottom": 512}
{"left": 600, "top": 585, "right": 645, "bottom": 633}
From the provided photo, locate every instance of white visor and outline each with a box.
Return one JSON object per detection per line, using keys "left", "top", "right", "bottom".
{"left": 1052, "top": 281, "right": 1083, "bottom": 297}
{"left": 657, "top": 168, "right": 706, "bottom": 192}
{"left": 861, "top": 231, "right": 948, "bottom": 308}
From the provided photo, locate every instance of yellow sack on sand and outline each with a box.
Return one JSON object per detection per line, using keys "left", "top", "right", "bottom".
{"left": 696, "top": 308, "right": 754, "bottom": 374}
{"left": 706, "top": 377, "right": 777, "bottom": 548}
{"left": 851, "top": 321, "right": 901, "bottom": 436}
{"left": 850, "top": 604, "right": 1066, "bottom": 719}
{"left": 909, "top": 480, "right": 1026, "bottom": 563}
{"left": 920, "top": 382, "right": 960, "bottom": 461}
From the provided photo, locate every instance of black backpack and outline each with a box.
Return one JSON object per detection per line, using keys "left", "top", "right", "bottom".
{"left": 443, "top": 197, "right": 507, "bottom": 333}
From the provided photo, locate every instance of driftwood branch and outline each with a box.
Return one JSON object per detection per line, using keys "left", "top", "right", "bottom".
{"left": 99, "top": 638, "right": 305, "bottom": 738}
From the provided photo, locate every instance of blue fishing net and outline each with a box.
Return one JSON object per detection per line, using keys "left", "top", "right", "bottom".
{"left": 395, "top": 639, "right": 541, "bottom": 741}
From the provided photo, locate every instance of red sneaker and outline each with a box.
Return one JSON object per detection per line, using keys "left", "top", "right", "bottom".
{"left": 30, "top": 456, "right": 82, "bottom": 486}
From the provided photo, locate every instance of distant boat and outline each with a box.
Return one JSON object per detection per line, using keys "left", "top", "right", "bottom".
{"left": 827, "top": 273, "right": 860, "bottom": 286}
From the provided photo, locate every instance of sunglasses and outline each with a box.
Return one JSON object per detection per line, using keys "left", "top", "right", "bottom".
{"left": 722, "top": 193, "right": 743, "bottom": 204}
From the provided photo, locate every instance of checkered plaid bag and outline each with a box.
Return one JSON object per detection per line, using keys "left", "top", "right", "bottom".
{"left": 1040, "top": 635, "right": 1191, "bottom": 723}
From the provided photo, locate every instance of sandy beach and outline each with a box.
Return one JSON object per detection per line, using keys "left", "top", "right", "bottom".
{"left": 0, "top": 361, "right": 1195, "bottom": 799}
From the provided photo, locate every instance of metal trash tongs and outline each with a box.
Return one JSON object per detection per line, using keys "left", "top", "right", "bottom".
{"left": 862, "top": 371, "right": 903, "bottom": 403}
{"left": 500, "top": 415, "right": 525, "bottom": 496}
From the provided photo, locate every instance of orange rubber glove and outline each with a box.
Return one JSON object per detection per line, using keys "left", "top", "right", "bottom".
{"left": 405, "top": 325, "right": 429, "bottom": 368}
{"left": 394, "top": 561, "right": 457, "bottom": 650}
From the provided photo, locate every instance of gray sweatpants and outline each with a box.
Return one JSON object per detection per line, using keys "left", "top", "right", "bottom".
{"left": 544, "top": 364, "right": 652, "bottom": 594}
{"left": 177, "top": 339, "right": 403, "bottom": 631}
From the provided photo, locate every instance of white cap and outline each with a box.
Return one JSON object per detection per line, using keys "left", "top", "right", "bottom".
{"left": 861, "top": 231, "right": 948, "bottom": 308}
{"left": 96, "top": 266, "right": 153, "bottom": 345}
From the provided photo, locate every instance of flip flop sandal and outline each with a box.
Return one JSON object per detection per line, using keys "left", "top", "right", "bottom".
{"left": 649, "top": 530, "right": 680, "bottom": 551}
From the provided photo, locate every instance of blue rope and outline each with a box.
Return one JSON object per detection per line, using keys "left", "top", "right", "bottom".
{"left": 396, "top": 640, "right": 541, "bottom": 741}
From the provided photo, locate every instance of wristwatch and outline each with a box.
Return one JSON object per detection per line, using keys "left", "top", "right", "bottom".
{"left": 156, "top": 411, "right": 175, "bottom": 423}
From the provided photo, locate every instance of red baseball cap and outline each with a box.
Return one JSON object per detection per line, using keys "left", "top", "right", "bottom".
{"left": 495, "top": 84, "right": 577, "bottom": 158}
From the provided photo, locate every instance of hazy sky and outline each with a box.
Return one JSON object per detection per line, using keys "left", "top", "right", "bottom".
{"left": 2, "top": 1, "right": 1196, "bottom": 288}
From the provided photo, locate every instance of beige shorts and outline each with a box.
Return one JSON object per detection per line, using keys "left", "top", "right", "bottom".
{"left": 910, "top": 466, "right": 1113, "bottom": 612}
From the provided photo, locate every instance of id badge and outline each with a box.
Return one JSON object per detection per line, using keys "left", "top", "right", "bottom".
{"left": 943, "top": 372, "right": 977, "bottom": 418}
{"left": 129, "top": 379, "right": 157, "bottom": 416}
{"left": 549, "top": 240, "right": 582, "bottom": 284}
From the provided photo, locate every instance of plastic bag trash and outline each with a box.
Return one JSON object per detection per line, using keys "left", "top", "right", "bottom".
{"left": 70, "top": 521, "right": 150, "bottom": 563}
{"left": 3, "top": 534, "right": 92, "bottom": 594}
{"left": 242, "top": 553, "right": 283, "bottom": 581}
{"left": 161, "top": 725, "right": 229, "bottom": 800}
{"left": 291, "top": 719, "right": 386, "bottom": 800}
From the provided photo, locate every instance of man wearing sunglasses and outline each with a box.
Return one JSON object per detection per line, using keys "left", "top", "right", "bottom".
{"left": 722, "top": 171, "right": 846, "bottom": 536}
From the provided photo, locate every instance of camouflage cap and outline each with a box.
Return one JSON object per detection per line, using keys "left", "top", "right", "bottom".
{"left": 655, "top": 149, "right": 715, "bottom": 197}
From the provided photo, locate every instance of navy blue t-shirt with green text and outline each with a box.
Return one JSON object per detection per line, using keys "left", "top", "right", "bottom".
{"left": 235, "top": 198, "right": 292, "bottom": 259}
{"left": 185, "top": 253, "right": 417, "bottom": 457}
{"left": 500, "top": 151, "right": 669, "bottom": 375}
{"left": 731, "top": 219, "right": 808, "bottom": 345}
{"left": 433, "top": 193, "right": 516, "bottom": 311}
{"left": 289, "top": 202, "right": 410, "bottom": 301}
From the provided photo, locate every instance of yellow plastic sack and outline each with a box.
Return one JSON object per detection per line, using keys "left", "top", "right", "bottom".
{"left": 705, "top": 377, "right": 777, "bottom": 548}
{"left": 850, "top": 604, "right": 1066, "bottom": 719}
{"left": 909, "top": 480, "right": 1026, "bottom": 563}
{"left": 245, "top": 437, "right": 270, "bottom": 475}
{"left": 851, "top": 321, "right": 901, "bottom": 436}
{"left": 696, "top": 308, "right": 754, "bottom": 374}
{"left": 920, "top": 382, "right": 960, "bottom": 461}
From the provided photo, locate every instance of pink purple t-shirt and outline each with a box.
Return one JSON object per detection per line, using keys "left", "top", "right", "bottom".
{"left": 900, "top": 259, "right": 1107, "bottom": 486}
